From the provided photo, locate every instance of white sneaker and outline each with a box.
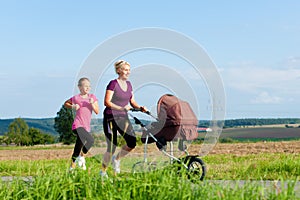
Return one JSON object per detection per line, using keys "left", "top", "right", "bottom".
{"left": 76, "top": 156, "right": 87, "bottom": 170}
{"left": 80, "top": 156, "right": 86, "bottom": 170}
{"left": 69, "top": 162, "right": 76, "bottom": 172}
{"left": 112, "top": 155, "right": 120, "bottom": 174}
{"left": 99, "top": 170, "right": 108, "bottom": 179}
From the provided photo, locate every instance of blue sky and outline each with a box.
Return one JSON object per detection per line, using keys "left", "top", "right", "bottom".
{"left": 1, "top": 1, "right": 299, "bottom": 119}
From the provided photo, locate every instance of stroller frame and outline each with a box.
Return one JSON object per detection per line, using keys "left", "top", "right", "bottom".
{"left": 129, "top": 109, "right": 206, "bottom": 181}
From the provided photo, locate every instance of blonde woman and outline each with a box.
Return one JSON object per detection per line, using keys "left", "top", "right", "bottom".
{"left": 100, "top": 60, "right": 147, "bottom": 177}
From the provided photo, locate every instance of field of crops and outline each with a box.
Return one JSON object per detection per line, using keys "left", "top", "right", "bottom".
{"left": 222, "top": 127, "right": 300, "bottom": 139}
{"left": 1, "top": 140, "right": 300, "bottom": 199}
{"left": 196, "top": 126, "right": 300, "bottom": 143}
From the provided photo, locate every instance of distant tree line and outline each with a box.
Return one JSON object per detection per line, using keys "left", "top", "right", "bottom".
{"left": 223, "top": 118, "right": 300, "bottom": 128}
{"left": 1, "top": 118, "right": 56, "bottom": 146}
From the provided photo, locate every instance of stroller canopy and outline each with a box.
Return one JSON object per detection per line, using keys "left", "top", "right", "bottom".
{"left": 157, "top": 94, "right": 198, "bottom": 127}
{"left": 142, "top": 94, "right": 199, "bottom": 143}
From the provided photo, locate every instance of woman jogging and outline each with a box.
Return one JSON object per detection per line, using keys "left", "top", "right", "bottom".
{"left": 100, "top": 60, "right": 147, "bottom": 177}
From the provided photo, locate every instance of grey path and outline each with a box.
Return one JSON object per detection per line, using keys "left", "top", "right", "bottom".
{"left": 1, "top": 176, "right": 34, "bottom": 182}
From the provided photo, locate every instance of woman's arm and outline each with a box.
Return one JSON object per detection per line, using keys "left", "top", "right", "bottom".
{"left": 129, "top": 93, "right": 140, "bottom": 108}
{"left": 104, "top": 90, "right": 126, "bottom": 111}
{"left": 130, "top": 93, "right": 147, "bottom": 112}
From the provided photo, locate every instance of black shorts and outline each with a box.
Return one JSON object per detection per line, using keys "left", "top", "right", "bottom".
{"left": 103, "top": 114, "right": 136, "bottom": 152}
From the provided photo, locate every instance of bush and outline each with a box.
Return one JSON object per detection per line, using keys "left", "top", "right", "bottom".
{"left": 219, "top": 137, "right": 237, "bottom": 143}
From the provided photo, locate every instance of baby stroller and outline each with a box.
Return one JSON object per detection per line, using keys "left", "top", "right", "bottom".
{"left": 129, "top": 94, "right": 206, "bottom": 181}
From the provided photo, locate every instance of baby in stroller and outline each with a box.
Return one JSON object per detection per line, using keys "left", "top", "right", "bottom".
{"left": 141, "top": 94, "right": 199, "bottom": 151}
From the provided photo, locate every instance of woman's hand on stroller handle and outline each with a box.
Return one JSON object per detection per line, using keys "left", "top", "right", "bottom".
{"left": 130, "top": 106, "right": 151, "bottom": 115}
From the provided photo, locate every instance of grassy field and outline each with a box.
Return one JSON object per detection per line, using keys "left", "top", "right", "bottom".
{"left": 1, "top": 141, "right": 300, "bottom": 199}
{"left": 196, "top": 126, "right": 300, "bottom": 143}
{"left": 221, "top": 127, "right": 300, "bottom": 138}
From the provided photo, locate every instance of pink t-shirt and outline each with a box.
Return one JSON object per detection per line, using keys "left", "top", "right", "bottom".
{"left": 70, "top": 94, "right": 98, "bottom": 132}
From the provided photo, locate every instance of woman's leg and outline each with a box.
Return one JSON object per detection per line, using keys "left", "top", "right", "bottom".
{"left": 115, "top": 117, "right": 136, "bottom": 160}
{"left": 102, "top": 118, "right": 118, "bottom": 169}
{"left": 116, "top": 144, "right": 134, "bottom": 159}
{"left": 110, "top": 118, "right": 136, "bottom": 174}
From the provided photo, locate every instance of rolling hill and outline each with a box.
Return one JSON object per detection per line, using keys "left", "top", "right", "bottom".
{"left": 0, "top": 118, "right": 57, "bottom": 135}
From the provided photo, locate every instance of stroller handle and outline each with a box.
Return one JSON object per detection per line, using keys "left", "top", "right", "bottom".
{"left": 129, "top": 107, "right": 158, "bottom": 121}
{"left": 130, "top": 107, "right": 151, "bottom": 115}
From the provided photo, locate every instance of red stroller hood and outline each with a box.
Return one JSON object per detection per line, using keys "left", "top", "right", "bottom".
{"left": 141, "top": 94, "right": 199, "bottom": 143}
{"left": 157, "top": 94, "right": 198, "bottom": 127}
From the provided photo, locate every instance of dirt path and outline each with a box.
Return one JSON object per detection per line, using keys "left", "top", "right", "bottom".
{"left": 1, "top": 141, "right": 299, "bottom": 161}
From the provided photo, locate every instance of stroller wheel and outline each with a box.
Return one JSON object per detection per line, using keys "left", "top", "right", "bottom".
{"left": 185, "top": 156, "right": 206, "bottom": 181}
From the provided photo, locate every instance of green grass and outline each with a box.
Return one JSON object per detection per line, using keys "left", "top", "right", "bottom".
{"left": 126, "top": 153, "right": 300, "bottom": 181}
{"left": 0, "top": 151, "right": 299, "bottom": 199}
{"left": 205, "top": 153, "right": 300, "bottom": 180}
{"left": 2, "top": 153, "right": 298, "bottom": 180}
{"left": 1, "top": 166, "right": 299, "bottom": 199}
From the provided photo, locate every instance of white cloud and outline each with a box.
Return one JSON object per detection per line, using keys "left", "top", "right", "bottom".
{"left": 251, "top": 92, "right": 283, "bottom": 104}
{"left": 284, "top": 56, "right": 300, "bottom": 69}
{"left": 221, "top": 65, "right": 300, "bottom": 94}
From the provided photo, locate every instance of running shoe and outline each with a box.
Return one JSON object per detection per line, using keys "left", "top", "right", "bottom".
{"left": 99, "top": 170, "right": 108, "bottom": 179}
{"left": 76, "top": 155, "right": 87, "bottom": 170}
{"left": 111, "top": 155, "right": 120, "bottom": 174}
